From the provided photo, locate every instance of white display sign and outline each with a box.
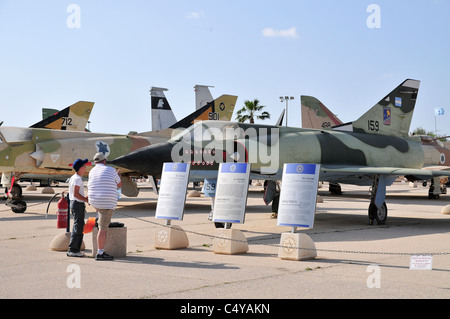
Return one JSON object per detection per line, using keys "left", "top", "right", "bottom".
{"left": 155, "top": 163, "right": 191, "bottom": 221}
{"left": 213, "top": 163, "right": 251, "bottom": 224}
{"left": 277, "top": 163, "right": 321, "bottom": 229}
{"left": 410, "top": 255, "right": 433, "bottom": 270}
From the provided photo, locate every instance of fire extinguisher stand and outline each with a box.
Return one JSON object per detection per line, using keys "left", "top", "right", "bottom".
{"left": 46, "top": 192, "right": 70, "bottom": 230}
{"left": 48, "top": 192, "right": 72, "bottom": 252}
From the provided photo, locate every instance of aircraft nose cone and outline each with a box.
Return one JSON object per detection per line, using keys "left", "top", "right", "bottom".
{"left": 109, "top": 142, "right": 174, "bottom": 177}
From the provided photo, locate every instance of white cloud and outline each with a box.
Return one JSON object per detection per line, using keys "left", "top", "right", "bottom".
{"left": 380, "top": 73, "right": 394, "bottom": 79}
{"left": 186, "top": 12, "right": 205, "bottom": 19}
{"left": 262, "top": 27, "right": 298, "bottom": 39}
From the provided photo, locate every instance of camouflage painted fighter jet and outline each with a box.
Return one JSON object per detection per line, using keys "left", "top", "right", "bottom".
{"left": 111, "top": 79, "right": 450, "bottom": 225}
{"left": 1, "top": 101, "right": 94, "bottom": 198}
{"left": 1, "top": 90, "right": 237, "bottom": 213}
{"left": 300, "top": 95, "right": 450, "bottom": 197}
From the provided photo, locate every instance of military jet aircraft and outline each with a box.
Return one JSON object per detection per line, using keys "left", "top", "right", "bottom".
{"left": 2, "top": 101, "right": 95, "bottom": 197}
{"left": 150, "top": 85, "right": 234, "bottom": 131}
{"left": 300, "top": 95, "right": 450, "bottom": 197}
{"left": 110, "top": 79, "right": 450, "bottom": 225}
{"left": 0, "top": 90, "right": 237, "bottom": 213}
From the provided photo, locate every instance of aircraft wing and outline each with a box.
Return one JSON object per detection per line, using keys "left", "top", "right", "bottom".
{"left": 320, "top": 165, "right": 450, "bottom": 180}
{"left": 421, "top": 165, "right": 450, "bottom": 171}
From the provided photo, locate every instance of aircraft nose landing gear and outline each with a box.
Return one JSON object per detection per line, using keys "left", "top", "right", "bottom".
{"left": 5, "top": 198, "right": 27, "bottom": 213}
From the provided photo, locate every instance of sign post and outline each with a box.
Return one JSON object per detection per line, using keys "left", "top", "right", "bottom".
{"left": 154, "top": 163, "right": 190, "bottom": 250}
{"left": 212, "top": 163, "right": 250, "bottom": 255}
{"left": 277, "top": 163, "right": 320, "bottom": 260}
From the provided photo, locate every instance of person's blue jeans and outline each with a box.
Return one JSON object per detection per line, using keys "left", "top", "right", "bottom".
{"left": 68, "top": 201, "right": 86, "bottom": 253}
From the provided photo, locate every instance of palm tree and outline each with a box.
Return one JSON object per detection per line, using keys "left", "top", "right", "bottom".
{"left": 235, "top": 99, "right": 270, "bottom": 123}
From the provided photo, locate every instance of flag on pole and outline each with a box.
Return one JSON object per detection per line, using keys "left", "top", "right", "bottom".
{"left": 435, "top": 108, "right": 445, "bottom": 116}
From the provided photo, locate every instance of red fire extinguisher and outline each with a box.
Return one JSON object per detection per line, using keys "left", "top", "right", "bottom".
{"left": 56, "top": 196, "right": 68, "bottom": 229}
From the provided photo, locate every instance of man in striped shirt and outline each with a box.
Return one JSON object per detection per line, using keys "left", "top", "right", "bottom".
{"left": 88, "top": 152, "right": 122, "bottom": 260}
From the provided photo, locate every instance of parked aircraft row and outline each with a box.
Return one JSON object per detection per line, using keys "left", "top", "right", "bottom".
{"left": 1, "top": 80, "right": 449, "bottom": 227}
{"left": 0, "top": 85, "right": 236, "bottom": 212}
{"left": 111, "top": 79, "right": 450, "bottom": 225}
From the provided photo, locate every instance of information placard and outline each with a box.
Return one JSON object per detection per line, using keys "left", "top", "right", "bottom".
{"left": 213, "top": 163, "right": 251, "bottom": 224}
{"left": 155, "top": 162, "right": 191, "bottom": 221}
{"left": 277, "top": 163, "right": 321, "bottom": 229}
{"left": 410, "top": 255, "right": 433, "bottom": 270}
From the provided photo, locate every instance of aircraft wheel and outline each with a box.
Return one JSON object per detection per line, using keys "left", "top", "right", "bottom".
{"left": 271, "top": 193, "right": 280, "bottom": 214}
{"left": 11, "top": 200, "right": 27, "bottom": 213}
{"left": 368, "top": 202, "right": 387, "bottom": 225}
{"left": 214, "top": 222, "right": 232, "bottom": 229}
{"left": 329, "top": 183, "right": 342, "bottom": 195}
{"left": 10, "top": 184, "right": 22, "bottom": 200}
{"left": 428, "top": 192, "right": 439, "bottom": 199}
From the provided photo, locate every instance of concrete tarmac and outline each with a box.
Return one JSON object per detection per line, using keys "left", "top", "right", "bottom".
{"left": 1, "top": 180, "right": 450, "bottom": 301}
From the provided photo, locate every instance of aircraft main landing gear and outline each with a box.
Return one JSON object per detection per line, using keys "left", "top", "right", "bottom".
{"left": 368, "top": 201, "right": 387, "bottom": 225}
{"left": 368, "top": 175, "right": 388, "bottom": 225}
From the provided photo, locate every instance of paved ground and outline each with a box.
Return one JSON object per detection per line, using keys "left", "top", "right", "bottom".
{"left": 1, "top": 180, "right": 450, "bottom": 304}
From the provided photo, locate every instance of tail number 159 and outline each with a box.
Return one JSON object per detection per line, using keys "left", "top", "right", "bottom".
{"left": 368, "top": 120, "right": 379, "bottom": 132}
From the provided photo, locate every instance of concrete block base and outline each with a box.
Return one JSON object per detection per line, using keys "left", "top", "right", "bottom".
{"left": 154, "top": 225, "right": 189, "bottom": 250}
{"left": 25, "top": 185, "right": 37, "bottom": 191}
{"left": 442, "top": 205, "right": 450, "bottom": 215}
{"left": 92, "top": 227, "right": 127, "bottom": 258}
{"left": 278, "top": 233, "right": 317, "bottom": 261}
{"left": 41, "top": 187, "right": 55, "bottom": 194}
{"left": 50, "top": 232, "right": 85, "bottom": 251}
{"left": 213, "top": 229, "right": 248, "bottom": 255}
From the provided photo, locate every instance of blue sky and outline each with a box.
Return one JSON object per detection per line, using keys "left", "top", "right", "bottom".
{"left": 0, "top": 0, "right": 449, "bottom": 136}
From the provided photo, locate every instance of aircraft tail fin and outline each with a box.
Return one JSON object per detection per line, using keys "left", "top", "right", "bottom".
{"left": 351, "top": 79, "right": 420, "bottom": 137}
{"left": 275, "top": 109, "right": 285, "bottom": 126}
{"left": 194, "top": 84, "right": 214, "bottom": 110}
{"left": 301, "top": 96, "right": 343, "bottom": 129}
{"left": 150, "top": 87, "right": 177, "bottom": 131}
{"left": 42, "top": 108, "right": 59, "bottom": 120}
{"left": 30, "top": 101, "right": 94, "bottom": 131}
{"left": 170, "top": 94, "right": 237, "bottom": 129}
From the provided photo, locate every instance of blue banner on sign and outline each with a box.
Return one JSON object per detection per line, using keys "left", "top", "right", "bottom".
{"left": 163, "top": 163, "right": 188, "bottom": 172}
{"left": 220, "top": 163, "right": 248, "bottom": 174}
{"left": 278, "top": 222, "right": 311, "bottom": 228}
{"left": 285, "top": 163, "right": 317, "bottom": 175}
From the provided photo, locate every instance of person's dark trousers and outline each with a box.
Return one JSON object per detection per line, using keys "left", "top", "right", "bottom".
{"left": 68, "top": 201, "right": 86, "bottom": 253}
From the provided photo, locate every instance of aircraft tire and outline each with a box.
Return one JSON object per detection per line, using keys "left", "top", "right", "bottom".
{"left": 11, "top": 184, "right": 22, "bottom": 200}
{"left": 11, "top": 200, "right": 27, "bottom": 214}
{"left": 329, "top": 183, "right": 342, "bottom": 195}
{"left": 214, "top": 222, "right": 232, "bottom": 229}
{"left": 368, "top": 202, "right": 387, "bottom": 225}
{"left": 272, "top": 193, "right": 280, "bottom": 214}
